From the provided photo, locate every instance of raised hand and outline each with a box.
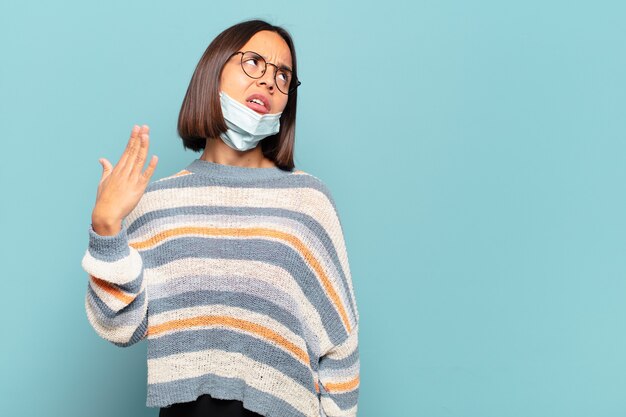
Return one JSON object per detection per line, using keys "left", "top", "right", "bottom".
{"left": 91, "top": 125, "right": 158, "bottom": 236}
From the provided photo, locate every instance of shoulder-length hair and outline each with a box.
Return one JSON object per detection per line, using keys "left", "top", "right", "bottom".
{"left": 177, "top": 19, "right": 299, "bottom": 171}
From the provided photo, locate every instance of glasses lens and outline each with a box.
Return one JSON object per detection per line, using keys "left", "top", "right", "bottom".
{"left": 275, "top": 69, "right": 294, "bottom": 95}
{"left": 240, "top": 52, "right": 265, "bottom": 78}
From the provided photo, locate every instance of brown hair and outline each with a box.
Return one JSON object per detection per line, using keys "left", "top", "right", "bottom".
{"left": 177, "top": 19, "right": 299, "bottom": 171}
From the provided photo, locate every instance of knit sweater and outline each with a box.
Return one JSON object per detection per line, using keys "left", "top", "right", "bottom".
{"left": 81, "top": 158, "right": 360, "bottom": 417}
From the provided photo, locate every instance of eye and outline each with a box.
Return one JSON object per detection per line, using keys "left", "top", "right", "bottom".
{"left": 243, "top": 57, "right": 259, "bottom": 67}
{"left": 277, "top": 71, "right": 289, "bottom": 84}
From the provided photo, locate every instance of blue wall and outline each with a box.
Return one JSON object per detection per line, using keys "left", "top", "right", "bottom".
{"left": 1, "top": 0, "right": 625, "bottom": 416}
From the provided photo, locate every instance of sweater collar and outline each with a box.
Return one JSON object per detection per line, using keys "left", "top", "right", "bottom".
{"left": 184, "top": 158, "right": 293, "bottom": 181}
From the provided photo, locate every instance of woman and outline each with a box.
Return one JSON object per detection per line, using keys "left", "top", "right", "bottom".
{"left": 81, "top": 19, "right": 360, "bottom": 417}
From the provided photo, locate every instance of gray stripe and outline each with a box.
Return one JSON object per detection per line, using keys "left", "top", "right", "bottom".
{"left": 320, "top": 361, "right": 360, "bottom": 380}
{"left": 147, "top": 372, "right": 312, "bottom": 416}
{"left": 181, "top": 158, "right": 295, "bottom": 182}
{"left": 320, "top": 388, "right": 359, "bottom": 411}
{"left": 151, "top": 273, "right": 291, "bottom": 305}
{"left": 87, "top": 225, "right": 131, "bottom": 261}
{"left": 142, "top": 236, "right": 347, "bottom": 346}
{"left": 147, "top": 328, "right": 315, "bottom": 389}
{"left": 320, "top": 346, "right": 359, "bottom": 370}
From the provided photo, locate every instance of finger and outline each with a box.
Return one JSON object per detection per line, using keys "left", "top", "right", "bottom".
{"left": 121, "top": 124, "right": 147, "bottom": 176}
{"left": 117, "top": 125, "right": 141, "bottom": 171}
{"left": 132, "top": 126, "right": 150, "bottom": 177}
{"left": 141, "top": 155, "right": 158, "bottom": 182}
{"left": 99, "top": 158, "right": 113, "bottom": 178}
{"left": 116, "top": 125, "right": 140, "bottom": 170}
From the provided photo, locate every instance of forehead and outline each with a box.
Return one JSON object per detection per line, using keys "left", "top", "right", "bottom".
{"left": 241, "top": 30, "right": 292, "bottom": 68}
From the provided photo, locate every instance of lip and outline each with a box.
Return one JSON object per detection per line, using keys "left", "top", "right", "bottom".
{"left": 245, "top": 93, "right": 271, "bottom": 114}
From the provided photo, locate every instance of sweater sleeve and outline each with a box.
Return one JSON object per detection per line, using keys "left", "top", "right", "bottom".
{"left": 318, "top": 324, "right": 360, "bottom": 417}
{"left": 313, "top": 181, "right": 361, "bottom": 417}
{"left": 81, "top": 223, "right": 148, "bottom": 347}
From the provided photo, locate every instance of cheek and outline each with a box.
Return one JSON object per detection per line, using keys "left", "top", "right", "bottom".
{"left": 219, "top": 69, "right": 252, "bottom": 96}
{"left": 278, "top": 97, "right": 289, "bottom": 112}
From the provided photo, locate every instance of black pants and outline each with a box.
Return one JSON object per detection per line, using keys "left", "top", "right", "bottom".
{"left": 159, "top": 394, "right": 264, "bottom": 417}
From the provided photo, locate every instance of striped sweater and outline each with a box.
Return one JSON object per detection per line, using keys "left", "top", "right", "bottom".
{"left": 81, "top": 158, "right": 360, "bottom": 417}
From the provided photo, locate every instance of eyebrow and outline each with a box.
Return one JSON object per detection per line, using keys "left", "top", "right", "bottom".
{"left": 259, "top": 53, "right": 292, "bottom": 72}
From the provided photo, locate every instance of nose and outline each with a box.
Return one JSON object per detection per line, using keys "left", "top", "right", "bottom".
{"left": 256, "top": 66, "right": 276, "bottom": 91}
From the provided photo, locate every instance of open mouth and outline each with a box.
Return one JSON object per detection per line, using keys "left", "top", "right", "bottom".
{"left": 245, "top": 94, "right": 270, "bottom": 114}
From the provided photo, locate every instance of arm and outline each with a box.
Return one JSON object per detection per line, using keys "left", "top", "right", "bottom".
{"left": 81, "top": 222, "right": 148, "bottom": 347}
{"left": 81, "top": 124, "right": 157, "bottom": 347}
{"left": 312, "top": 180, "right": 361, "bottom": 417}
{"left": 318, "top": 324, "right": 360, "bottom": 417}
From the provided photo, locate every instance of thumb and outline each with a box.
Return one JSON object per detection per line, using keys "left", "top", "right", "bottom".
{"left": 99, "top": 158, "right": 113, "bottom": 176}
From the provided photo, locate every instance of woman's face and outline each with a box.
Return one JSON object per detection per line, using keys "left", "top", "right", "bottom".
{"left": 220, "top": 30, "right": 293, "bottom": 116}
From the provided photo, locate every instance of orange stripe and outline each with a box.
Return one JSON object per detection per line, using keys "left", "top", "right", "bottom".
{"left": 129, "top": 226, "right": 352, "bottom": 333}
{"left": 323, "top": 375, "right": 360, "bottom": 393}
{"left": 90, "top": 275, "right": 136, "bottom": 304}
{"left": 179, "top": 169, "right": 305, "bottom": 175}
{"left": 148, "top": 315, "right": 310, "bottom": 363}
{"left": 173, "top": 169, "right": 192, "bottom": 177}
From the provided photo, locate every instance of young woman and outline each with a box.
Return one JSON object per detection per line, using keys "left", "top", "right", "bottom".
{"left": 82, "top": 19, "right": 360, "bottom": 417}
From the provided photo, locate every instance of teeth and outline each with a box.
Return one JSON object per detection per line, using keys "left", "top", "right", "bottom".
{"left": 249, "top": 98, "right": 264, "bottom": 106}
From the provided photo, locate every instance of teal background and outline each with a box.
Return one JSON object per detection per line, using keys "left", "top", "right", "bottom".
{"left": 1, "top": 0, "right": 625, "bottom": 416}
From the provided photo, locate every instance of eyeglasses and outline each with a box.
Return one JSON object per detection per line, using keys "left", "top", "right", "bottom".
{"left": 229, "top": 51, "right": 301, "bottom": 95}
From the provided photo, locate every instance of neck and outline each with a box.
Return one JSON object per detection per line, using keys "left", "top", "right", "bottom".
{"left": 200, "top": 138, "right": 276, "bottom": 168}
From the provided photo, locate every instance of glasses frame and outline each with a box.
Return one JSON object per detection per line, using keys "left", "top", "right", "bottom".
{"left": 230, "top": 51, "right": 301, "bottom": 95}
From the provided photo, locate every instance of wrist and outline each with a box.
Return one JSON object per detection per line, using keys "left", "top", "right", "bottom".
{"left": 91, "top": 216, "right": 122, "bottom": 236}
